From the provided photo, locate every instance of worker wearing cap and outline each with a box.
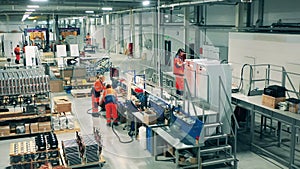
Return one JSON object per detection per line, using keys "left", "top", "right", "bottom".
{"left": 14, "top": 45, "right": 21, "bottom": 64}
{"left": 102, "top": 84, "right": 118, "bottom": 126}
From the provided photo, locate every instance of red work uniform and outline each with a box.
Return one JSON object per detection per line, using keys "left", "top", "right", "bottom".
{"left": 103, "top": 88, "right": 118, "bottom": 124}
{"left": 86, "top": 35, "right": 92, "bottom": 45}
{"left": 94, "top": 79, "right": 105, "bottom": 103}
{"left": 14, "top": 46, "right": 21, "bottom": 64}
{"left": 174, "top": 55, "right": 185, "bottom": 95}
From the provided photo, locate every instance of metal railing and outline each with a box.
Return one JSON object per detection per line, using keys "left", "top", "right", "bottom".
{"left": 240, "top": 64, "right": 300, "bottom": 99}
{"left": 219, "top": 76, "right": 240, "bottom": 169}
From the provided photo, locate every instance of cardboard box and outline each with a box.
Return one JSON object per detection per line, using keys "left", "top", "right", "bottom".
{"left": 25, "top": 124, "right": 30, "bottom": 134}
{"left": 30, "top": 123, "right": 39, "bottom": 133}
{"left": 54, "top": 96, "right": 72, "bottom": 112}
{"left": 190, "top": 157, "right": 198, "bottom": 164}
{"left": 73, "top": 68, "right": 86, "bottom": 78}
{"left": 0, "top": 126, "right": 10, "bottom": 136}
{"left": 38, "top": 122, "right": 52, "bottom": 132}
{"left": 63, "top": 69, "right": 73, "bottom": 78}
{"left": 262, "top": 94, "right": 286, "bottom": 109}
{"left": 50, "top": 80, "right": 64, "bottom": 92}
{"left": 89, "top": 76, "right": 97, "bottom": 82}
{"left": 143, "top": 111, "right": 157, "bottom": 125}
{"left": 289, "top": 103, "right": 300, "bottom": 114}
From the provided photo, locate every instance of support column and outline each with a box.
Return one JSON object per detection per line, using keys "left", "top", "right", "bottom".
{"left": 45, "top": 15, "right": 50, "bottom": 51}
{"left": 103, "top": 15, "right": 107, "bottom": 49}
{"left": 115, "top": 14, "right": 121, "bottom": 54}
{"left": 257, "top": 0, "right": 264, "bottom": 27}
{"left": 139, "top": 12, "right": 143, "bottom": 59}
{"left": 152, "top": 10, "right": 158, "bottom": 67}
{"left": 194, "top": 5, "right": 203, "bottom": 58}
{"left": 235, "top": 2, "right": 253, "bottom": 28}
{"left": 120, "top": 14, "right": 124, "bottom": 53}
{"left": 157, "top": 0, "right": 163, "bottom": 97}
{"left": 105, "top": 14, "right": 111, "bottom": 51}
{"left": 184, "top": 6, "right": 189, "bottom": 56}
{"left": 83, "top": 17, "right": 87, "bottom": 41}
{"left": 129, "top": 10, "right": 135, "bottom": 57}
{"left": 54, "top": 15, "right": 60, "bottom": 44}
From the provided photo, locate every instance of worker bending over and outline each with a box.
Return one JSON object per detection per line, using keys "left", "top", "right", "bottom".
{"left": 91, "top": 75, "right": 105, "bottom": 114}
{"left": 103, "top": 84, "right": 118, "bottom": 126}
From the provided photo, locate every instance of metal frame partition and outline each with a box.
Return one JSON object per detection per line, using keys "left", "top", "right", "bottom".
{"left": 232, "top": 64, "right": 300, "bottom": 169}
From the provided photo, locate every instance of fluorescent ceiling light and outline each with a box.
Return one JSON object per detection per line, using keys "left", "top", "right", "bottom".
{"left": 25, "top": 12, "right": 33, "bottom": 15}
{"left": 22, "top": 14, "right": 31, "bottom": 21}
{"left": 26, "top": 9, "right": 36, "bottom": 12}
{"left": 102, "top": 7, "right": 112, "bottom": 11}
{"left": 85, "top": 10, "right": 94, "bottom": 14}
{"left": 30, "top": 0, "right": 48, "bottom": 2}
{"left": 142, "top": 1, "right": 150, "bottom": 6}
{"left": 27, "top": 5, "right": 39, "bottom": 8}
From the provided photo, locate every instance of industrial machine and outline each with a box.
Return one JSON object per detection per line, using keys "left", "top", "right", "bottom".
{"left": 29, "top": 31, "right": 45, "bottom": 49}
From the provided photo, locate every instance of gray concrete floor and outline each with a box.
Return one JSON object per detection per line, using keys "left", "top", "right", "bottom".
{"left": 0, "top": 52, "right": 289, "bottom": 169}
{"left": 0, "top": 95, "right": 287, "bottom": 169}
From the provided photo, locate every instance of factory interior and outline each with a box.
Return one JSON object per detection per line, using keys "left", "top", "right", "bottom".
{"left": 0, "top": 0, "right": 300, "bottom": 169}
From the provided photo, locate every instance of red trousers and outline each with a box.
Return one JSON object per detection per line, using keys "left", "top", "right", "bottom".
{"left": 105, "top": 103, "right": 118, "bottom": 123}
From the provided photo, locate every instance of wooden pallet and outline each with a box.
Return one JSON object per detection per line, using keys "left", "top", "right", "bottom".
{"left": 63, "top": 155, "right": 105, "bottom": 168}
{"left": 71, "top": 89, "right": 92, "bottom": 98}
{"left": 54, "top": 120, "right": 81, "bottom": 134}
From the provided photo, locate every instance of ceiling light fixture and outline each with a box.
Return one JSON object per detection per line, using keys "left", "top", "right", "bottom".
{"left": 85, "top": 10, "right": 94, "bottom": 14}
{"left": 22, "top": 14, "right": 31, "bottom": 22}
{"left": 26, "top": 9, "right": 36, "bottom": 12}
{"left": 102, "top": 7, "right": 112, "bottom": 11}
{"left": 30, "top": 0, "right": 48, "bottom": 2}
{"left": 27, "top": 5, "right": 40, "bottom": 8}
{"left": 142, "top": 1, "right": 150, "bottom": 6}
{"left": 25, "top": 12, "right": 33, "bottom": 15}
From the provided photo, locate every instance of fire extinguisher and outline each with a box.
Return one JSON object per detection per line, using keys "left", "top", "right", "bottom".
{"left": 103, "top": 37, "right": 106, "bottom": 49}
{"left": 128, "top": 43, "right": 133, "bottom": 56}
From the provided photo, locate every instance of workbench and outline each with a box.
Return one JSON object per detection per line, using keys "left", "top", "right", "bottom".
{"left": 231, "top": 93, "right": 300, "bottom": 169}
{"left": 152, "top": 127, "right": 201, "bottom": 169}
{"left": 132, "top": 111, "right": 167, "bottom": 154}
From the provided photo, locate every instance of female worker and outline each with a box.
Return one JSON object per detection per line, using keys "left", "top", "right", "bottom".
{"left": 173, "top": 48, "right": 186, "bottom": 96}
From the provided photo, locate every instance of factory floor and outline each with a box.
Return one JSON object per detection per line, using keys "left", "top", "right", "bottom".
{"left": 0, "top": 52, "right": 289, "bottom": 169}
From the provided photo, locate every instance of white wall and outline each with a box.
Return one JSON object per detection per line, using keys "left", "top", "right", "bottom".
{"left": 206, "top": 4, "right": 236, "bottom": 25}
{"left": 228, "top": 32, "right": 300, "bottom": 94}
{"left": 0, "top": 32, "right": 23, "bottom": 57}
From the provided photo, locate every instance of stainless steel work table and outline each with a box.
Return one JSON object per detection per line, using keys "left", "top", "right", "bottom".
{"left": 152, "top": 127, "right": 201, "bottom": 169}
{"left": 131, "top": 111, "right": 167, "bottom": 155}
{"left": 231, "top": 93, "right": 300, "bottom": 169}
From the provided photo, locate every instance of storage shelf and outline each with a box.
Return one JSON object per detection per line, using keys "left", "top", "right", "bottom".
{"left": 0, "top": 113, "right": 51, "bottom": 122}
{"left": 0, "top": 130, "right": 52, "bottom": 138}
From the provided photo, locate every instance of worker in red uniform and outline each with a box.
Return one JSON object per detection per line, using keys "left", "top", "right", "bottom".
{"left": 85, "top": 33, "right": 92, "bottom": 45}
{"left": 102, "top": 84, "right": 118, "bottom": 126}
{"left": 14, "top": 45, "right": 21, "bottom": 64}
{"left": 174, "top": 48, "right": 186, "bottom": 96}
{"left": 91, "top": 75, "right": 105, "bottom": 114}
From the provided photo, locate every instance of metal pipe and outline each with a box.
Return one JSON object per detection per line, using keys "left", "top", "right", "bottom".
{"left": 160, "top": 0, "right": 225, "bottom": 9}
